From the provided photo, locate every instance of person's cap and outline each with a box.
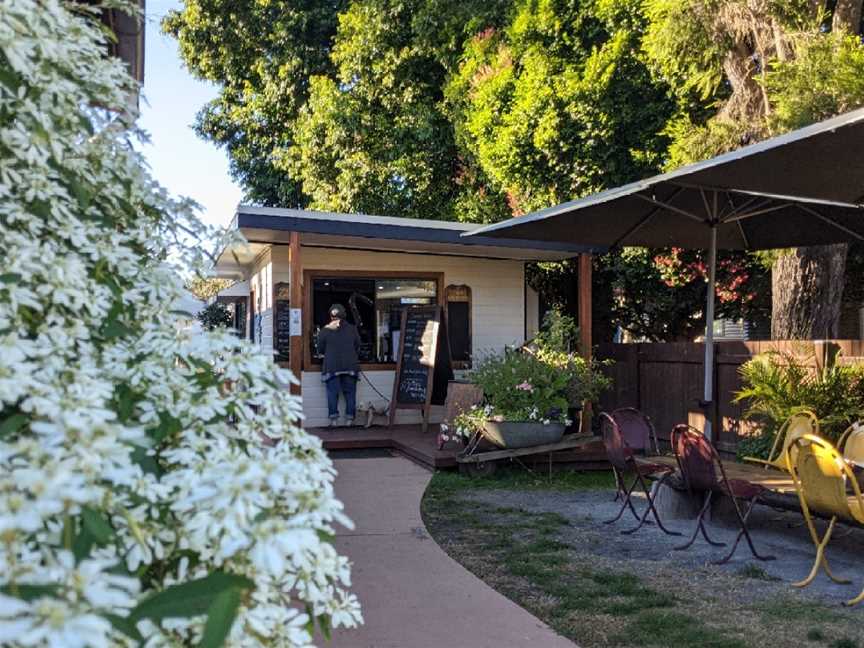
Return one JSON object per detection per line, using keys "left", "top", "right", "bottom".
{"left": 329, "top": 303, "right": 347, "bottom": 319}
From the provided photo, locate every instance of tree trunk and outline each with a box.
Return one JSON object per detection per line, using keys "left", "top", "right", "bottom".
{"left": 771, "top": 244, "right": 847, "bottom": 339}
{"left": 833, "top": 0, "right": 864, "bottom": 33}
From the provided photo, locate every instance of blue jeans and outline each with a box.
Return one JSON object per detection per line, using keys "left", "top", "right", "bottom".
{"left": 326, "top": 374, "right": 357, "bottom": 420}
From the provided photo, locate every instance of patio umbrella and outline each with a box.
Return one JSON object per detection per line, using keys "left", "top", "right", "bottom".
{"left": 462, "top": 108, "right": 864, "bottom": 440}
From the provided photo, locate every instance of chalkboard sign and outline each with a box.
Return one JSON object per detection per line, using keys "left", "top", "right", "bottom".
{"left": 389, "top": 305, "right": 453, "bottom": 432}
{"left": 273, "top": 282, "right": 291, "bottom": 362}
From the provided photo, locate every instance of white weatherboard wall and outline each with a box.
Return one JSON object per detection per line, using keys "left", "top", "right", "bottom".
{"left": 248, "top": 248, "right": 273, "bottom": 353}
{"left": 270, "top": 246, "right": 527, "bottom": 428}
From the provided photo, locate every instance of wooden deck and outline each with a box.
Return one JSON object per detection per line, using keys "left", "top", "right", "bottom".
{"left": 311, "top": 424, "right": 609, "bottom": 471}
{"left": 310, "top": 425, "right": 458, "bottom": 469}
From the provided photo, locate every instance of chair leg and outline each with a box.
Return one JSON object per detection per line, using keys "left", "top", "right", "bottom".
{"left": 793, "top": 517, "right": 851, "bottom": 588}
{"left": 845, "top": 586, "right": 864, "bottom": 607}
{"left": 622, "top": 472, "right": 681, "bottom": 537}
{"left": 604, "top": 473, "right": 641, "bottom": 525}
{"left": 675, "top": 491, "right": 726, "bottom": 551}
{"left": 712, "top": 496, "right": 774, "bottom": 565}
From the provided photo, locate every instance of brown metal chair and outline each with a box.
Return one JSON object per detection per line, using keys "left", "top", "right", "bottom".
{"left": 672, "top": 424, "right": 776, "bottom": 564}
{"left": 600, "top": 411, "right": 680, "bottom": 536}
{"left": 607, "top": 408, "right": 661, "bottom": 502}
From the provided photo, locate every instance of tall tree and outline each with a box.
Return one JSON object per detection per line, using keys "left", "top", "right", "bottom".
{"left": 446, "top": 0, "right": 673, "bottom": 213}
{"left": 288, "top": 0, "right": 512, "bottom": 220}
{"left": 163, "top": 0, "right": 347, "bottom": 206}
{"left": 643, "top": 0, "right": 864, "bottom": 339}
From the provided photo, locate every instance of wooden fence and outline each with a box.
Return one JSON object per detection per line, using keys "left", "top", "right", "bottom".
{"left": 595, "top": 340, "right": 864, "bottom": 456}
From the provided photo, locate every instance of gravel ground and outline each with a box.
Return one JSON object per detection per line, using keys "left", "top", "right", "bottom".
{"left": 461, "top": 487, "right": 864, "bottom": 606}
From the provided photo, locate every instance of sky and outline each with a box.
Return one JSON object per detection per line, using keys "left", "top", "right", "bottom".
{"left": 137, "top": 0, "right": 243, "bottom": 229}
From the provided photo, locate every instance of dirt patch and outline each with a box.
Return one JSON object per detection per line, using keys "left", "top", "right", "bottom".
{"left": 421, "top": 469, "right": 864, "bottom": 648}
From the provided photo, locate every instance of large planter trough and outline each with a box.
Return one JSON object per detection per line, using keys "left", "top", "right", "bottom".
{"left": 482, "top": 420, "right": 566, "bottom": 449}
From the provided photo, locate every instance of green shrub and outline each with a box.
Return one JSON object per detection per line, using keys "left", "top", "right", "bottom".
{"left": 197, "top": 301, "right": 233, "bottom": 330}
{"left": 451, "top": 310, "right": 611, "bottom": 436}
{"left": 734, "top": 351, "right": 864, "bottom": 458}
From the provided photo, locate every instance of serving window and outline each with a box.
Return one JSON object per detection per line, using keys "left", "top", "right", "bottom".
{"left": 305, "top": 271, "right": 442, "bottom": 368}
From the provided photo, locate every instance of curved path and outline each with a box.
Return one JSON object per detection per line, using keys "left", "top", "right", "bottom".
{"left": 329, "top": 454, "right": 577, "bottom": 648}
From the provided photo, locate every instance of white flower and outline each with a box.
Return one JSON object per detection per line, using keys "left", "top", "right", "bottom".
{"left": 0, "top": 1, "right": 360, "bottom": 645}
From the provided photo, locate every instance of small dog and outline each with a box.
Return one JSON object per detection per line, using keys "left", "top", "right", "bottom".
{"left": 357, "top": 401, "right": 389, "bottom": 428}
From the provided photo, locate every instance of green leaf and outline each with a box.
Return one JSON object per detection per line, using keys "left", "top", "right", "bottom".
{"left": 317, "top": 613, "right": 332, "bottom": 641}
{"left": 1, "top": 583, "right": 60, "bottom": 601}
{"left": 131, "top": 446, "right": 161, "bottom": 476}
{"left": 0, "top": 65, "right": 20, "bottom": 91}
{"left": 150, "top": 411, "right": 183, "bottom": 443}
{"left": 104, "top": 613, "right": 144, "bottom": 643}
{"left": 101, "top": 318, "right": 133, "bottom": 340}
{"left": 0, "top": 273, "right": 21, "bottom": 284}
{"left": 199, "top": 586, "right": 242, "bottom": 648}
{"left": 130, "top": 572, "right": 254, "bottom": 622}
{"left": 0, "top": 413, "right": 27, "bottom": 438}
{"left": 72, "top": 523, "right": 95, "bottom": 563}
{"left": 82, "top": 506, "right": 114, "bottom": 545}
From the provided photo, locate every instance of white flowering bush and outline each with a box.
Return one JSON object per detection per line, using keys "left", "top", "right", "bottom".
{"left": 0, "top": 1, "right": 361, "bottom": 645}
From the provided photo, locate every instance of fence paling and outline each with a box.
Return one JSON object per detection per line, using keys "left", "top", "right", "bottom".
{"left": 596, "top": 340, "right": 864, "bottom": 456}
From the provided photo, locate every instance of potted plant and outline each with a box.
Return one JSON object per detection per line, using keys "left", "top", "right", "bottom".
{"left": 449, "top": 311, "right": 611, "bottom": 449}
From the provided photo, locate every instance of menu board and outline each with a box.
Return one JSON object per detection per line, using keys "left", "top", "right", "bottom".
{"left": 389, "top": 305, "right": 453, "bottom": 431}
{"left": 273, "top": 282, "right": 291, "bottom": 362}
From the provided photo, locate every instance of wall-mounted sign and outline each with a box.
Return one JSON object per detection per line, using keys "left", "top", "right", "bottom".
{"left": 290, "top": 308, "right": 302, "bottom": 337}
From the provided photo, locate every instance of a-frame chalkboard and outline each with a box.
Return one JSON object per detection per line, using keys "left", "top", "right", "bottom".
{"left": 389, "top": 305, "right": 453, "bottom": 432}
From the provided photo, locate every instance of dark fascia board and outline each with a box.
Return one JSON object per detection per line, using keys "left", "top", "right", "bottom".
{"left": 235, "top": 210, "right": 602, "bottom": 255}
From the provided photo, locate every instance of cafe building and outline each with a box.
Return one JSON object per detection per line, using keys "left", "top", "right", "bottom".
{"left": 214, "top": 206, "right": 591, "bottom": 428}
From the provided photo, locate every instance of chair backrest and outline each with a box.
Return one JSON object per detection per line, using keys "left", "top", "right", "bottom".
{"left": 610, "top": 408, "right": 657, "bottom": 455}
{"left": 773, "top": 410, "right": 819, "bottom": 467}
{"left": 600, "top": 412, "right": 634, "bottom": 473}
{"left": 788, "top": 434, "right": 859, "bottom": 521}
{"left": 672, "top": 424, "right": 718, "bottom": 492}
{"left": 839, "top": 423, "right": 864, "bottom": 466}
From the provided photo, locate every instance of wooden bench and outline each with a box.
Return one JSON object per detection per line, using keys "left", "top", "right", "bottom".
{"left": 635, "top": 454, "right": 803, "bottom": 513}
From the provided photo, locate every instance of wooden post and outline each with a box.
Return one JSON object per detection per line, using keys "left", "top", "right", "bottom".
{"left": 578, "top": 254, "right": 592, "bottom": 361}
{"left": 289, "top": 232, "right": 302, "bottom": 397}
{"left": 579, "top": 254, "right": 592, "bottom": 433}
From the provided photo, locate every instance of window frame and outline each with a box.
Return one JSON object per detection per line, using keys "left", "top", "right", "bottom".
{"left": 303, "top": 269, "right": 445, "bottom": 372}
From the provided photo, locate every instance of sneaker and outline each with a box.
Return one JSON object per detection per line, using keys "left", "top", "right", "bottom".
{"left": 328, "top": 418, "right": 338, "bottom": 428}
{"left": 344, "top": 418, "right": 355, "bottom": 428}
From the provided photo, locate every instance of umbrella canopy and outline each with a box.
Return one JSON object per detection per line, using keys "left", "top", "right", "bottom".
{"left": 463, "top": 108, "right": 864, "bottom": 440}
{"left": 463, "top": 184, "right": 864, "bottom": 250}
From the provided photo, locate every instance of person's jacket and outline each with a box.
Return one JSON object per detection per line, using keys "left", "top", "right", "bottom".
{"left": 318, "top": 319, "right": 361, "bottom": 375}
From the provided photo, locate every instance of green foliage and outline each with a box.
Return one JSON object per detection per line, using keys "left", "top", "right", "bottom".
{"left": 186, "top": 276, "right": 234, "bottom": 301}
{"left": 289, "top": 0, "right": 511, "bottom": 220}
{"left": 163, "top": 0, "right": 346, "bottom": 206}
{"left": 447, "top": 0, "right": 674, "bottom": 213}
{"left": 766, "top": 31, "right": 864, "bottom": 132}
{"left": 734, "top": 351, "right": 864, "bottom": 458}
{"left": 197, "top": 301, "right": 233, "bottom": 331}
{"left": 453, "top": 310, "right": 610, "bottom": 433}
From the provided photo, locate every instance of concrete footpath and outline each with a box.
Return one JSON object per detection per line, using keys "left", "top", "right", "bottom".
{"left": 328, "top": 454, "right": 576, "bottom": 648}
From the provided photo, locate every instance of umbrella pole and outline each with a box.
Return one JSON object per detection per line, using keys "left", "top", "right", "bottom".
{"left": 703, "top": 225, "right": 718, "bottom": 442}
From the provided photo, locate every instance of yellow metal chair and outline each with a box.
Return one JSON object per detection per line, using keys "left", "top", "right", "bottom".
{"left": 839, "top": 422, "right": 864, "bottom": 466}
{"left": 743, "top": 410, "right": 819, "bottom": 472}
{"left": 786, "top": 434, "right": 864, "bottom": 606}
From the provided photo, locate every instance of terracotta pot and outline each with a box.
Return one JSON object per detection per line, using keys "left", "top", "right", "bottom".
{"left": 481, "top": 420, "right": 566, "bottom": 449}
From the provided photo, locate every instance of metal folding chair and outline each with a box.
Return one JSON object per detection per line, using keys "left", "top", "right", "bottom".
{"left": 672, "top": 424, "right": 775, "bottom": 564}
{"left": 600, "top": 411, "right": 680, "bottom": 536}
{"left": 787, "top": 434, "right": 864, "bottom": 606}
{"left": 606, "top": 408, "right": 661, "bottom": 503}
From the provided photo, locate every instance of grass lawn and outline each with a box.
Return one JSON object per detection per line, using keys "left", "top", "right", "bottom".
{"left": 421, "top": 468, "right": 863, "bottom": 648}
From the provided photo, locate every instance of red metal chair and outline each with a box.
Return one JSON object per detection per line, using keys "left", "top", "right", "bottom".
{"left": 607, "top": 408, "right": 661, "bottom": 503}
{"left": 600, "top": 411, "right": 680, "bottom": 536}
{"left": 671, "top": 424, "right": 776, "bottom": 564}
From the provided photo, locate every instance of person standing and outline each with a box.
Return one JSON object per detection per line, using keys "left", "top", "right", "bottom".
{"left": 318, "top": 303, "right": 361, "bottom": 426}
